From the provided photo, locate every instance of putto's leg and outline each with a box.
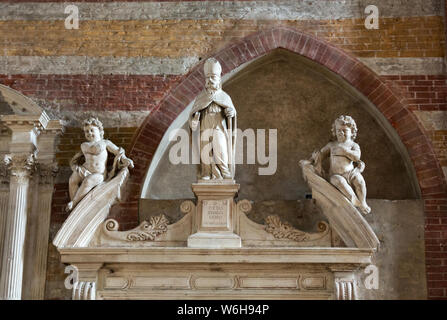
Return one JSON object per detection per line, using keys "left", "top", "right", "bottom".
{"left": 70, "top": 173, "right": 104, "bottom": 208}
{"left": 330, "top": 175, "right": 361, "bottom": 207}
{"left": 351, "top": 173, "right": 371, "bottom": 214}
{"left": 68, "top": 171, "right": 82, "bottom": 200}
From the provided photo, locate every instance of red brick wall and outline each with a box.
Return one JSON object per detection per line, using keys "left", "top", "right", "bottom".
{"left": 0, "top": 74, "right": 181, "bottom": 111}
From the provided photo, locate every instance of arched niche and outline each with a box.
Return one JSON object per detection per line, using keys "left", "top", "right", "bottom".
{"left": 141, "top": 49, "right": 420, "bottom": 205}
{"left": 136, "top": 48, "right": 428, "bottom": 299}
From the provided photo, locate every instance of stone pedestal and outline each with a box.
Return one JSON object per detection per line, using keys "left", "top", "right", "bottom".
{"left": 187, "top": 181, "right": 241, "bottom": 248}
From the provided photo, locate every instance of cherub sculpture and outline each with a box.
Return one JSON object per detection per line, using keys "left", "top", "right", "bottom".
{"left": 66, "top": 117, "right": 134, "bottom": 212}
{"left": 309, "top": 115, "right": 370, "bottom": 214}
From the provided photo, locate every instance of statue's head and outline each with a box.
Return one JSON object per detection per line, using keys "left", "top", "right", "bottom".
{"left": 83, "top": 117, "right": 104, "bottom": 142}
{"left": 204, "top": 58, "right": 222, "bottom": 92}
{"left": 331, "top": 115, "right": 357, "bottom": 142}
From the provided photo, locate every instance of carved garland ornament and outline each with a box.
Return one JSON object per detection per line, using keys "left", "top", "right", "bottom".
{"left": 264, "top": 215, "right": 328, "bottom": 242}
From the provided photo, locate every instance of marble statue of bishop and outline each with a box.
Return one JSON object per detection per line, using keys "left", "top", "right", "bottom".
{"left": 189, "top": 58, "right": 237, "bottom": 180}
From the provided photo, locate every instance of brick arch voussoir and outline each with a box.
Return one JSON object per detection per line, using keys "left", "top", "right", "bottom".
{"left": 125, "top": 26, "right": 447, "bottom": 221}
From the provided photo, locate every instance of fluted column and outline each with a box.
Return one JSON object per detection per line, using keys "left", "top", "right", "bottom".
{"left": 27, "top": 163, "right": 58, "bottom": 299}
{"left": 0, "top": 153, "right": 35, "bottom": 300}
{"left": 0, "top": 163, "right": 10, "bottom": 276}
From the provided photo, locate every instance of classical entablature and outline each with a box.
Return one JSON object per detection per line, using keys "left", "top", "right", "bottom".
{"left": 52, "top": 57, "right": 383, "bottom": 301}
{"left": 53, "top": 163, "right": 378, "bottom": 300}
{"left": 0, "top": 84, "right": 63, "bottom": 300}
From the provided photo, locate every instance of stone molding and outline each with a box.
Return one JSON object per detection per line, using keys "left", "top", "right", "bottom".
{"left": 53, "top": 168, "right": 130, "bottom": 248}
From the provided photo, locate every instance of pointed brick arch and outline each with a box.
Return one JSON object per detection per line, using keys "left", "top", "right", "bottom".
{"left": 125, "top": 27, "right": 445, "bottom": 209}
{"left": 116, "top": 28, "right": 447, "bottom": 299}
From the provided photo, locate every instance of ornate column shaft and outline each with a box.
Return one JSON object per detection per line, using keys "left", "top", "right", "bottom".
{"left": 26, "top": 163, "right": 58, "bottom": 299}
{"left": 0, "top": 153, "right": 35, "bottom": 300}
{"left": 333, "top": 271, "right": 357, "bottom": 300}
{"left": 22, "top": 120, "right": 63, "bottom": 300}
{"left": 0, "top": 162, "right": 10, "bottom": 276}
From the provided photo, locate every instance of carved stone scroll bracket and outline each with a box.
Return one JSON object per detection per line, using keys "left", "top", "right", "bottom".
{"left": 180, "top": 200, "right": 196, "bottom": 215}
{"left": 180, "top": 200, "right": 196, "bottom": 235}
{"left": 95, "top": 201, "right": 193, "bottom": 247}
{"left": 264, "top": 215, "right": 330, "bottom": 242}
{"left": 102, "top": 215, "right": 169, "bottom": 242}
{"left": 300, "top": 160, "right": 380, "bottom": 250}
{"left": 53, "top": 167, "right": 129, "bottom": 248}
{"left": 235, "top": 199, "right": 332, "bottom": 247}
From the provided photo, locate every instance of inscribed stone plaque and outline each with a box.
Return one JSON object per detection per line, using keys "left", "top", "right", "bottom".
{"left": 202, "top": 200, "right": 229, "bottom": 228}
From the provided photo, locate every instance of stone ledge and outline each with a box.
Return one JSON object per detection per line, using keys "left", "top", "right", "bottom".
{"left": 59, "top": 247, "right": 374, "bottom": 265}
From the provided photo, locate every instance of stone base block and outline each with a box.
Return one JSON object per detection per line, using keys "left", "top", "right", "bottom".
{"left": 187, "top": 232, "right": 241, "bottom": 248}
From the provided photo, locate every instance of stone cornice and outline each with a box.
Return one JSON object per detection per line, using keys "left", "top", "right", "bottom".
{"left": 59, "top": 247, "right": 374, "bottom": 266}
{"left": 0, "top": 113, "right": 49, "bottom": 133}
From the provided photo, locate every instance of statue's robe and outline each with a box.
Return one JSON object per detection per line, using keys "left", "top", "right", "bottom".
{"left": 189, "top": 89, "right": 237, "bottom": 179}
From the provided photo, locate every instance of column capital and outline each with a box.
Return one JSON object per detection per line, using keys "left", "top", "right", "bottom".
{"left": 36, "top": 162, "right": 58, "bottom": 186}
{"left": 0, "top": 160, "right": 9, "bottom": 185}
{"left": 4, "top": 152, "right": 36, "bottom": 183}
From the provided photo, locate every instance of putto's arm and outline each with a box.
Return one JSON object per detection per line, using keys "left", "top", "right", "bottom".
{"left": 311, "top": 143, "right": 330, "bottom": 176}
{"left": 105, "top": 140, "right": 121, "bottom": 155}
{"left": 69, "top": 151, "right": 83, "bottom": 172}
{"left": 342, "top": 143, "right": 361, "bottom": 161}
{"left": 319, "top": 144, "right": 331, "bottom": 158}
{"left": 105, "top": 140, "right": 134, "bottom": 180}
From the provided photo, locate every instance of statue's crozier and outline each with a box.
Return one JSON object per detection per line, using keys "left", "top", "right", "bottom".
{"left": 189, "top": 58, "right": 237, "bottom": 180}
